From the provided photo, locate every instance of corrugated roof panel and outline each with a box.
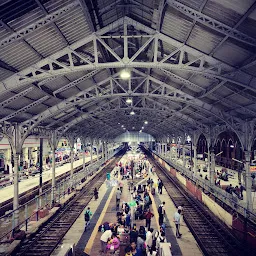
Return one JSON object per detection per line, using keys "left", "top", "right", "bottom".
{"left": 243, "top": 63, "right": 256, "bottom": 76}
{"left": 0, "top": 41, "right": 41, "bottom": 70}
{"left": 186, "top": 25, "right": 223, "bottom": 54}
{"left": 7, "top": 7, "right": 45, "bottom": 30}
{"left": 25, "top": 25, "right": 67, "bottom": 57}
{"left": 26, "top": 104, "right": 48, "bottom": 114}
{"left": 44, "top": 0, "right": 74, "bottom": 13}
{"left": 43, "top": 97, "right": 61, "bottom": 106}
{"left": 228, "top": 94, "right": 252, "bottom": 105}
{"left": 59, "top": 87, "right": 80, "bottom": 98}
{"left": 101, "top": 9, "right": 122, "bottom": 27}
{"left": 19, "top": 88, "right": 47, "bottom": 100}
{"left": 237, "top": 16, "right": 256, "bottom": 39}
{"left": 203, "top": 0, "right": 244, "bottom": 27}
{"left": 65, "top": 71, "right": 89, "bottom": 81}
{"left": 0, "top": 25, "right": 12, "bottom": 41}
{"left": 0, "top": 67, "right": 14, "bottom": 80}
{"left": 8, "top": 97, "right": 33, "bottom": 109}
{"left": 55, "top": 7, "right": 91, "bottom": 44}
{"left": 189, "top": 75, "right": 213, "bottom": 89}
{"left": 162, "top": 8, "right": 193, "bottom": 42}
{"left": 176, "top": 0, "right": 206, "bottom": 10}
{"left": 44, "top": 76, "right": 69, "bottom": 91}
{"left": 0, "top": 91, "right": 15, "bottom": 103}
{"left": 213, "top": 39, "right": 252, "bottom": 66}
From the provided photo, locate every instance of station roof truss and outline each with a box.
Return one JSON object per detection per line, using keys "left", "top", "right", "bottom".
{"left": 0, "top": 0, "right": 256, "bottom": 142}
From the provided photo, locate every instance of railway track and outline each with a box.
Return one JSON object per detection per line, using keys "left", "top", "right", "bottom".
{"left": 14, "top": 149, "right": 126, "bottom": 256}
{"left": 146, "top": 150, "right": 251, "bottom": 256}
{"left": 0, "top": 158, "right": 99, "bottom": 217}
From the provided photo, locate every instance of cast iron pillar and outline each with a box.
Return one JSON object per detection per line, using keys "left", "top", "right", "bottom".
{"left": 210, "top": 147, "right": 216, "bottom": 186}
{"left": 193, "top": 145, "right": 197, "bottom": 173}
{"left": 245, "top": 151, "right": 253, "bottom": 211}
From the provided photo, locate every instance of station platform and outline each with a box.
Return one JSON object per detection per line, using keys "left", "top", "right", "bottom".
{"left": 174, "top": 157, "right": 256, "bottom": 211}
{"left": 52, "top": 153, "right": 202, "bottom": 256}
{"left": 0, "top": 155, "right": 97, "bottom": 204}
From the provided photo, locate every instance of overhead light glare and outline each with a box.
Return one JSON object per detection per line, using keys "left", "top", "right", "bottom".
{"left": 132, "top": 127, "right": 135, "bottom": 129}
{"left": 120, "top": 69, "right": 130, "bottom": 79}
{"left": 139, "top": 130, "right": 142, "bottom": 133}
{"left": 144, "top": 121, "right": 148, "bottom": 124}
{"left": 130, "top": 111, "right": 135, "bottom": 115}
{"left": 142, "top": 126, "right": 144, "bottom": 129}
{"left": 126, "top": 98, "right": 132, "bottom": 104}
{"left": 121, "top": 125, "right": 124, "bottom": 127}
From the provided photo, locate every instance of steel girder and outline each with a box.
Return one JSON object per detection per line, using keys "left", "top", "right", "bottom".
{"left": 14, "top": 67, "right": 241, "bottom": 135}
{"left": 1, "top": 17, "right": 255, "bottom": 95}
{"left": 0, "top": 1, "right": 80, "bottom": 47}
{"left": 167, "top": 0, "right": 256, "bottom": 46}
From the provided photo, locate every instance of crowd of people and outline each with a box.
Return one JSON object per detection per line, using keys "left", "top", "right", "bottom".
{"left": 83, "top": 151, "right": 186, "bottom": 255}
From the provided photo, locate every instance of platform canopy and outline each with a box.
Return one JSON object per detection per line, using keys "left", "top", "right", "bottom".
{"left": 0, "top": 0, "right": 256, "bottom": 140}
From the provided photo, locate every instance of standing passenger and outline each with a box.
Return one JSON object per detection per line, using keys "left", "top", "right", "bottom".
{"left": 174, "top": 209, "right": 182, "bottom": 238}
{"left": 144, "top": 209, "right": 154, "bottom": 229}
{"left": 158, "top": 202, "right": 165, "bottom": 226}
{"left": 94, "top": 187, "right": 98, "bottom": 200}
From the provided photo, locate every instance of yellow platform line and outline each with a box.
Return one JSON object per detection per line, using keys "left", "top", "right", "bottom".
{"left": 149, "top": 192, "right": 160, "bottom": 231}
{"left": 84, "top": 185, "right": 116, "bottom": 255}
{"left": 84, "top": 165, "right": 121, "bottom": 255}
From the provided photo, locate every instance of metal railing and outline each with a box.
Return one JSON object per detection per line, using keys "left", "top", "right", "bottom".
{"left": 0, "top": 147, "right": 120, "bottom": 242}
{"left": 152, "top": 151, "right": 256, "bottom": 223}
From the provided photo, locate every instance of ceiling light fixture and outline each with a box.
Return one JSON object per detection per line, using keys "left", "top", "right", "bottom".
{"left": 144, "top": 121, "right": 148, "bottom": 124}
{"left": 121, "top": 125, "right": 124, "bottom": 127}
{"left": 126, "top": 98, "right": 132, "bottom": 104}
{"left": 120, "top": 69, "right": 130, "bottom": 79}
{"left": 139, "top": 130, "right": 142, "bottom": 133}
{"left": 142, "top": 126, "right": 144, "bottom": 129}
{"left": 130, "top": 111, "right": 135, "bottom": 115}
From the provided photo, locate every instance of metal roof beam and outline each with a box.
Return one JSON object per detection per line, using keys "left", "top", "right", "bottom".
{"left": 35, "top": 0, "right": 69, "bottom": 46}
{"left": 210, "top": 1, "right": 256, "bottom": 55}
{"left": 167, "top": 0, "right": 256, "bottom": 46}
{"left": 183, "top": 0, "right": 208, "bottom": 43}
{"left": 0, "top": 96, "right": 49, "bottom": 122}
{"left": 0, "top": 1, "right": 79, "bottom": 47}
{"left": 0, "top": 87, "right": 34, "bottom": 108}
{"left": 1, "top": 16, "right": 255, "bottom": 95}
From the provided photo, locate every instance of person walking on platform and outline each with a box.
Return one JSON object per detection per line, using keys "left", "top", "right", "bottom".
{"left": 158, "top": 179, "right": 163, "bottom": 194}
{"left": 94, "top": 187, "right": 99, "bottom": 200}
{"left": 158, "top": 202, "right": 165, "bottom": 226}
{"left": 239, "top": 183, "right": 245, "bottom": 200}
{"left": 146, "top": 228, "right": 154, "bottom": 252}
{"left": 84, "top": 207, "right": 92, "bottom": 231}
{"left": 119, "top": 181, "right": 124, "bottom": 193}
{"left": 116, "top": 188, "right": 121, "bottom": 210}
{"left": 174, "top": 209, "right": 182, "bottom": 238}
{"left": 144, "top": 209, "right": 154, "bottom": 229}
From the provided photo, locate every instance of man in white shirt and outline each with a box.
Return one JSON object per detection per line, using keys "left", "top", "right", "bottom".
{"left": 174, "top": 209, "right": 182, "bottom": 238}
{"left": 156, "top": 231, "right": 167, "bottom": 250}
{"left": 145, "top": 228, "right": 154, "bottom": 251}
{"left": 177, "top": 204, "right": 184, "bottom": 222}
{"left": 100, "top": 229, "right": 112, "bottom": 253}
